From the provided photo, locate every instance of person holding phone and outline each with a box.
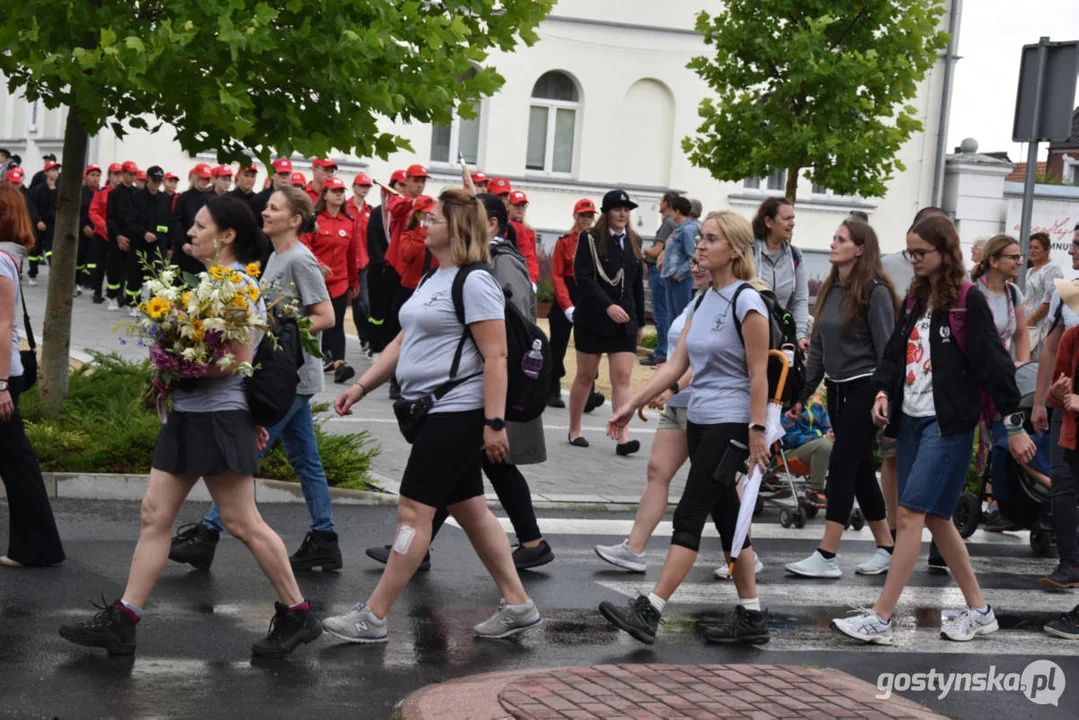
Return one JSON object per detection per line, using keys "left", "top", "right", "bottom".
{"left": 597, "top": 210, "right": 771, "bottom": 646}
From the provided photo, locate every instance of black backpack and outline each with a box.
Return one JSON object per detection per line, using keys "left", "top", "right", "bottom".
{"left": 424, "top": 261, "right": 551, "bottom": 423}
{"left": 693, "top": 282, "right": 805, "bottom": 408}
{"left": 245, "top": 314, "right": 304, "bottom": 427}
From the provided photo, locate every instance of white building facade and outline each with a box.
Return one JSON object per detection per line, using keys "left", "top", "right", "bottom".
{"left": 1, "top": 0, "right": 959, "bottom": 284}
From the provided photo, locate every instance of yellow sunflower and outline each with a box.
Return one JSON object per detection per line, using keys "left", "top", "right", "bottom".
{"left": 230, "top": 271, "right": 244, "bottom": 284}
{"left": 246, "top": 284, "right": 260, "bottom": 302}
{"left": 208, "top": 265, "right": 229, "bottom": 281}
{"left": 231, "top": 294, "right": 248, "bottom": 309}
{"left": 146, "top": 296, "right": 172, "bottom": 319}
{"left": 245, "top": 263, "right": 261, "bottom": 278}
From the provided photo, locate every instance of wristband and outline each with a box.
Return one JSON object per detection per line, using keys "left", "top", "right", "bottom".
{"left": 1005, "top": 425, "right": 1025, "bottom": 437}
{"left": 875, "top": 391, "right": 888, "bottom": 401}
{"left": 355, "top": 382, "right": 368, "bottom": 399}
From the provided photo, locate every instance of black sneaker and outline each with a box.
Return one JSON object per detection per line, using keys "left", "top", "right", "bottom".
{"left": 91, "top": 295, "right": 105, "bottom": 305}
{"left": 546, "top": 390, "right": 566, "bottom": 409}
{"left": 58, "top": 597, "right": 137, "bottom": 656}
{"left": 251, "top": 602, "right": 323, "bottom": 658}
{"left": 702, "top": 605, "right": 770, "bottom": 645}
{"left": 639, "top": 354, "right": 665, "bottom": 367}
{"left": 388, "top": 378, "right": 402, "bottom": 401}
{"left": 333, "top": 363, "right": 356, "bottom": 384}
{"left": 584, "top": 391, "right": 605, "bottom": 414}
{"left": 927, "top": 540, "right": 949, "bottom": 574}
{"left": 290, "top": 530, "right": 343, "bottom": 571}
{"left": 1039, "top": 563, "right": 1079, "bottom": 590}
{"left": 365, "top": 544, "right": 430, "bottom": 571}
{"left": 599, "top": 594, "right": 662, "bottom": 645}
{"left": 513, "top": 540, "right": 554, "bottom": 570}
{"left": 1044, "top": 605, "right": 1079, "bottom": 640}
{"left": 168, "top": 523, "right": 220, "bottom": 571}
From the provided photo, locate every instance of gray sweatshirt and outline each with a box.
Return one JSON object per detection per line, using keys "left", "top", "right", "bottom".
{"left": 753, "top": 238, "right": 809, "bottom": 340}
{"left": 801, "top": 281, "right": 895, "bottom": 404}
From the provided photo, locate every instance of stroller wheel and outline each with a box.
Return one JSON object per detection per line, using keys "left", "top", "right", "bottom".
{"left": 779, "top": 508, "right": 793, "bottom": 528}
{"left": 850, "top": 508, "right": 865, "bottom": 532}
{"left": 1030, "top": 527, "right": 1053, "bottom": 557}
{"left": 793, "top": 507, "right": 807, "bottom": 529}
{"left": 753, "top": 495, "right": 764, "bottom": 517}
{"left": 952, "top": 492, "right": 982, "bottom": 539}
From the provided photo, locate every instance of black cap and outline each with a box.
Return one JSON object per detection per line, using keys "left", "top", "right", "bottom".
{"left": 42, "top": 153, "right": 57, "bottom": 161}
{"left": 600, "top": 189, "right": 638, "bottom": 214}
{"left": 146, "top": 165, "right": 165, "bottom": 182}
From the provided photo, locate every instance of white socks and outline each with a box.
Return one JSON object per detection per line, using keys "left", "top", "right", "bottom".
{"left": 647, "top": 593, "right": 666, "bottom": 613}
{"left": 119, "top": 600, "right": 142, "bottom": 618}
{"left": 740, "top": 597, "right": 761, "bottom": 612}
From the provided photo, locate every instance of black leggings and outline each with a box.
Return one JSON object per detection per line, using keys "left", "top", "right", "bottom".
{"left": 1052, "top": 410, "right": 1079, "bottom": 567}
{"left": 430, "top": 459, "right": 542, "bottom": 544}
{"left": 548, "top": 303, "right": 572, "bottom": 392}
{"left": 671, "top": 421, "right": 749, "bottom": 553}
{"left": 322, "top": 293, "right": 348, "bottom": 363}
{"left": 824, "top": 377, "right": 887, "bottom": 525}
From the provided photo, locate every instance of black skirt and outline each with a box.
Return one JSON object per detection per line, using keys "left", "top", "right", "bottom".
{"left": 152, "top": 410, "right": 260, "bottom": 478}
{"left": 574, "top": 323, "right": 638, "bottom": 355}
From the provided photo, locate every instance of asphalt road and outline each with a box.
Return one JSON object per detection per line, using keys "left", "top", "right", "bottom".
{"left": 1, "top": 500, "right": 1076, "bottom": 720}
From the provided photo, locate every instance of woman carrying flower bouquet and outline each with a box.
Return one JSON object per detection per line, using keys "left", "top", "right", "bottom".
{"left": 60, "top": 196, "right": 322, "bottom": 659}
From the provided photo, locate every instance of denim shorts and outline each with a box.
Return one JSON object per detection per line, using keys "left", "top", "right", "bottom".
{"left": 895, "top": 413, "right": 974, "bottom": 519}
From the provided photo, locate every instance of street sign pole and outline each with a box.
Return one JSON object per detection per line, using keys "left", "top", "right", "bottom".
{"left": 1017, "top": 37, "right": 1050, "bottom": 291}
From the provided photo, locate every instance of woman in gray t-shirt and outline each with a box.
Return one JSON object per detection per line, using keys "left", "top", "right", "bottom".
{"left": 970, "top": 234, "right": 1030, "bottom": 364}
{"left": 599, "top": 210, "right": 772, "bottom": 646}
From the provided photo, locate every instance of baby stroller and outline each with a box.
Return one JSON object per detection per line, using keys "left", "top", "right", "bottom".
{"left": 753, "top": 447, "right": 866, "bottom": 531}
{"left": 951, "top": 362, "right": 1056, "bottom": 556}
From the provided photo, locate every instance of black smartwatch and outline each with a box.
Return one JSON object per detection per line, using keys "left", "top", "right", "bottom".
{"left": 1002, "top": 412, "right": 1024, "bottom": 434}
{"left": 485, "top": 417, "right": 506, "bottom": 431}
{"left": 749, "top": 423, "right": 767, "bottom": 433}
{"left": 669, "top": 382, "right": 680, "bottom": 395}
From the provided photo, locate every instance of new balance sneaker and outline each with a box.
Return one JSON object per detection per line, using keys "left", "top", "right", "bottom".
{"left": 594, "top": 540, "right": 646, "bottom": 573}
{"left": 322, "top": 603, "right": 389, "bottom": 644}
{"left": 713, "top": 556, "right": 764, "bottom": 580}
{"left": 941, "top": 606, "right": 998, "bottom": 642}
{"left": 1039, "top": 563, "right": 1079, "bottom": 590}
{"left": 856, "top": 548, "right": 893, "bottom": 576}
{"left": 1043, "top": 605, "right": 1079, "bottom": 640}
{"left": 58, "top": 597, "right": 137, "bottom": 656}
{"left": 473, "top": 599, "right": 542, "bottom": 638}
{"left": 168, "top": 523, "right": 219, "bottom": 571}
{"left": 251, "top": 602, "right": 323, "bottom": 658}
{"left": 599, "top": 594, "right": 662, "bottom": 645}
{"left": 512, "top": 540, "right": 554, "bottom": 570}
{"left": 831, "top": 610, "right": 893, "bottom": 645}
{"left": 786, "top": 550, "right": 842, "bottom": 578}
{"left": 702, "top": 605, "right": 770, "bottom": 645}
{"left": 364, "top": 544, "right": 431, "bottom": 571}
{"left": 290, "top": 530, "right": 343, "bottom": 571}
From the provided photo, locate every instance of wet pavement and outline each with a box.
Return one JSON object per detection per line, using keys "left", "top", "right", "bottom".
{"left": 1, "top": 500, "right": 1076, "bottom": 719}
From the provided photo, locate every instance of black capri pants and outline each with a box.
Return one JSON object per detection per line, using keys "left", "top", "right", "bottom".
{"left": 824, "top": 377, "right": 887, "bottom": 525}
{"left": 671, "top": 421, "right": 751, "bottom": 553}
{"left": 398, "top": 409, "right": 486, "bottom": 508}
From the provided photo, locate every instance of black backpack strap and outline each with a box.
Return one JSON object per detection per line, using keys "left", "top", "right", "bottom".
{"left": 693, "top": 291, "right": 706, "bottom": 313}
{"left": 447, "top": 262, "right": 487, "bottom": 378}
{"left": 730, "top": 282, "right": 751, "bottom": 345}
{"left": 416, "top": 266, "right": 438, "bottom": 290}
{"left": 421, "top": 248, "right": 433, "bottom": 275}
{"left": 1052, "top": 294, "right": 1065, "bottom": 332}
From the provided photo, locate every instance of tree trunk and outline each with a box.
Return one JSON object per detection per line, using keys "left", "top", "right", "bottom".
{"left": 38, "top": 109, "right": 89, "bottom": 414}
{"left": 785, "top": 164, "right": 800, "bottom": 203}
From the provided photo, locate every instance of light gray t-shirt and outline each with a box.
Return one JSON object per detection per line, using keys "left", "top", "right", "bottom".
{"left": 397, "top": 265, "right": 505, "bottom": 414}
{"left": 881, "top": 252, "right": 915, "bottom": 297}
{"left": 172, "top": 263, "right": 266, "bottom": 413}
{"left": 262, "top": 243, "right": 331, "bottom": 397}
{"left": 1048, "top": 286, "right": 1079, "bottom": 331}
{"left": 0, "top": 251, "right": 23, "bottom": 378}
{"left": 979, "top": 280, "right": 1025, "bottom": 352}
{"left": 665, "top": 298, "right": 695, "bottom": 409}
{"left": 684, "top": 280, "right": 768, "bottom": 425}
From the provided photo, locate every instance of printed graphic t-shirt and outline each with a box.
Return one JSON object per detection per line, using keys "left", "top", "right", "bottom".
{"left": 902, "top": 311, "right": 935, "bottom": 418}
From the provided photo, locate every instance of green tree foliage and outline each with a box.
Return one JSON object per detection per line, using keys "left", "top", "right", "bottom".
{"left": 683, "top": 1, "right": 950, "bottom": 202}
{"left": 0, "top": 0, "right": 554, "bottom": 410}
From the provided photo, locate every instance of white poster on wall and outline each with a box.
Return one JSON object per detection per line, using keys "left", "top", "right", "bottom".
{"left": 1005, "top": 197, "right": 1078, "bottom": 277}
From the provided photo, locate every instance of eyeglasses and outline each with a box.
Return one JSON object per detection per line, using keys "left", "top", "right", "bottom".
{"left": 998, "top": 253, "right": 1023, "bottom": 262}
{"left": 902, "top": 248, "right": 938, "bottom": 262}
{"left": 421, "top": 213, "right": 445, "bottom": 228}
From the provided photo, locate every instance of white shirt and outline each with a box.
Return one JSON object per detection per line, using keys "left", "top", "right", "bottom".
{"left": 901, "top": 311, "right": 936, "bottom": 418}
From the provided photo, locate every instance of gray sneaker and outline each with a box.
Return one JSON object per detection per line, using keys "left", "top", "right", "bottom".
{"left": 786, "top": 550, "right": 842, "bottom": 578}
{"left": 321, "top": 603, "right": 388, "bottom": 644}
{"left": 473, "top": 599, "right": 542, "bottom": 638}
{"left": 594, "top": 540, "right": 646, "bottom": 573}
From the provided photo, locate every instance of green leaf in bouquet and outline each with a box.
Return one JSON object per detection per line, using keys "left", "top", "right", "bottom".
{"left": 182, "top": 271, "right": 202, "bottom": 289}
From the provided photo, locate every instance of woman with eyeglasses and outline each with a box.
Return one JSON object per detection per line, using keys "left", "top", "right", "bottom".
{"left": 832, "top": 214, "right": 1036, "bottom": 645}
{"left": 970, "top": 234, "right": 1030, "bottom": 365}
{"left": 327, "top": 188, "right": 541, "bottom": 643}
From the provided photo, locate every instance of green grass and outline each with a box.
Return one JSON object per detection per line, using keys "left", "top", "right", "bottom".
{"left": 640, "top": 332, "right": 657, "bottom": 350}
{"left": 21, "top": 353, "right": 380, "bottom": 490}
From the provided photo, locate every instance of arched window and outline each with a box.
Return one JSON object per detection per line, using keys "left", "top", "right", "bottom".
{"left": 527, "top": 71, "right": 579, "bottom": 175}
{"left": 430, "top": 68, "right": 482, "bottom": 165}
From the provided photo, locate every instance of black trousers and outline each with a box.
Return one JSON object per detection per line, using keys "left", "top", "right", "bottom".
{"left": 88, "top": 234, "right": 108, "bottom": 298}
{"left": 352, "top": 267, "right": 370, "bottom": 343}
{"left": 671, "top": 422, "right": 750, "bottom": 553}
{"left": 1051, "top": 410, "right": 1079, "bottom": 567}
{"left": 429, "top": 458, "right": 543, "bottom": 544}
{"left": 322, "top": 293, "right": 349, "bottom": 364}
{"left": 0, "top": 376, "right": 65, "bottom": 566}
{"left": 105, "top": 240, "right": 127, "bottom": 302}
{"left": 28, "top": 225, "right": 52, "bottom": 278}
{"left": 366, "top": 264, "right": 400, "bottom": 353}
{"left": 824, "top": 377, "right": 887, "bottom": 525}
{"left": 124, "top": 237, "right": 166, "bottom": 307}
{"left": 76, "top": 230, "right": 94, "bottom": 288}
{"left": 548, "top": 303, "right": 572, "bottom": 392}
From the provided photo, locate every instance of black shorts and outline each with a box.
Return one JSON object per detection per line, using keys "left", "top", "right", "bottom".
{"left": 152, "top": 410, "right": 259, "bottom": 477}
{"left": 573, "top": 324, "right": 637, "bottom": 356}
{"left": 398, "top": 409, "right": 486, "bottom": 507}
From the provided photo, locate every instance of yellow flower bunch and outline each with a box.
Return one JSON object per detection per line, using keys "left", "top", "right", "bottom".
{"left": 245, "top": 262, "right": 261, "bottom": 278}
{"left": 146, "top": 296, "right": 172, "bottom": 319}
{"left": 208, "top": 265, "right": 229, "bottom": 281}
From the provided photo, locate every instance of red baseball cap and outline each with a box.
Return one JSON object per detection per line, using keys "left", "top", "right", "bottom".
{"left": 239, "top": 166, "right": 258, "bottom": 175}
{"left": 290, "top": 172, "right": 307, "bottom": 187}
{"left": 43, "top": 160, "right": 61, "bottom": 172}
{"left": 164, "top": 172, "right": 179, "bottom": 180}
{"left": 136, "top": 170, "right": 147, "bottom": 180}
{"left": 405, "top": 164, "right": 430, "bottom": 179}
{"left": 272, "top": 158, "right": 293, "bottom": 174}
{"left": 489, "top": 177, "right": 511, "bottom": 195}
{"left": 353, "top": 173, "right": 372, "bottom": 187}
{"left": 471, "top": 171, "right": 489, "bottom": 185}
{"left": 121, "top": 161, "right": 139, "bottom": 174}
{"left": 390, "top": 169, "right": 407, "bottom": 185}
{"left": 574, "top": 198, "right": 597, "bottom": 215}
{"left": 7, "top": 167, "right": 24, "bottom": 183}
{"left": 312, "top": 158, "right": 337, "bottom": 170}
{"left": 412, "top": 195, "right": 436, "bottom": 214}
{"left": 83, "top": 164, "right": 101, "bottom": 177}
{"left": 193, "top": 163, "right": 213, "bottom": 179}
{"left": 322, "top": 176, "right": 346, "bottom": 191}
{"left": 107, "top": 163, "right": 123, "bottom": 174}
{"left": 509, "top": 190, "right": 528, "bottom": 206}
{"left": 212, "top": 165, "right": 233, "bottom": 178}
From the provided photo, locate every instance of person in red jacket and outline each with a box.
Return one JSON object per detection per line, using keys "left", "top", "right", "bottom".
{"left": 303, "top": 176, "right": 363, "bottom": 383}
{"left": 508, "top": 190, "right": 539, "bottom": 285}
{"left": 88, "top": 163, "right": 122, "bottom": 303}
{"left": 470, "top": 171, "right": 489, "bottom": 193}
{"left": 306, "top": 158, "right": 337, "bottom": 205}
{"left": 347, "top": 173, "right": 374, "bottom": 348}
{"left": 386, "top": 195, "right": 436, "bottom": 292}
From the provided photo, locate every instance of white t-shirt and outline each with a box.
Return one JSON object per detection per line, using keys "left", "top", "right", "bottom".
{"left": 901, "top": 311, "right": 935, "bottom": 417}
{"left": 978, "top": 280, "right": 1024, "bottom": 353}
{"left": 684, "top": 280, "right": 768, "bottom": 425}
{"left": 397, "top": 265, "right": 505, "bottom": 414}
{"left": 0, "top": 251, "right": 23, "bottom": 378}
{"left": 1048, "top": 287, "right": 1079, "bottom": 331}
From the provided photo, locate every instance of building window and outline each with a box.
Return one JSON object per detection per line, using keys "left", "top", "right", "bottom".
{"left": 743, "top": 171, "right": 786, "bottom": 192}
{"left": 743, "top": 177, "right": 761, "bottom": 190}
{"left": 430, "top": 101, "right": 481, "bottom": 165}
{"left": 766, "top": 169, "right": 787, "bottom": 191}
{"left": 811, "top": 182, "right": 827, "bottom": 195}
{"left": 28, "top": 99, "right": 40, "bottom": 133}
{"left": 526, "top": 71, "right": 579, "bottom": 175}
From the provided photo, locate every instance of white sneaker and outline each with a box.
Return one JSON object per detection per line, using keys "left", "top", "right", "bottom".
{"left": 832, "top": 610, "right": 893, "bottom": 645}
{"left": 473, "top": 599, "right": 542, "bottom": 638}
{"left": 786, "top": 550, "right": 842, "bottom": 578}
{"left": 941, "top": 606, "right": 998, "bottom": 642}
{"left": 74, "top": 286, "right": 83, "bottom": 297}
{"left": 27, "top": 277, "right": 38, "bottom": 286}
{"left": 322, "top": 603, "right": 388, "bottom": 644}
{"left": 105, "top": 298, "right": 120, "bottom": 312}
{"left": 594, "top": 540, "right": 646, "bottom": 573}
{"left": 713, "top": 556, "right": 764, "bottom": 580}
{"left": 856, "top": 548, "right": 893, "bottom": 576}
